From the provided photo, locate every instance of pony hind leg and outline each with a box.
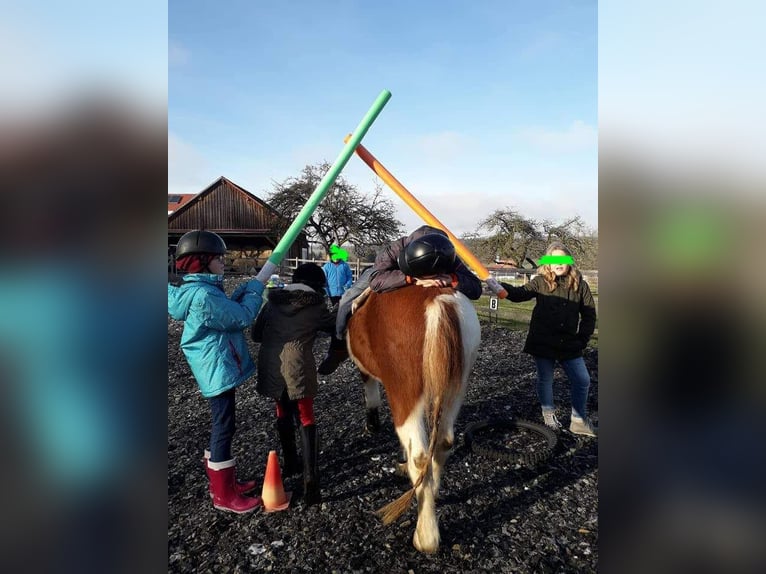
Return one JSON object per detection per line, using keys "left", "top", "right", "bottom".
{"left": 430, "top": 379, "right": 469, "bottom": 498}
{"left": 431, "top": 397, "right": 462, "bottom": 498}
{"left": 394, "top": 400, "right": 439, "bottom": 553}
{"left": 361, "top": 374, "right": 382, "bottom": 434}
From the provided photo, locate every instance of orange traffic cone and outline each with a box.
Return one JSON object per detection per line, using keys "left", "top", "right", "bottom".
{"left": 261, "top": 450, "right": 291, "bottom": 512}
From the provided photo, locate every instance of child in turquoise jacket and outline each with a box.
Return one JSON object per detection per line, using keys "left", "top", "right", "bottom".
{"left": 168, "top": 230, "right": 265, "bottom": 514}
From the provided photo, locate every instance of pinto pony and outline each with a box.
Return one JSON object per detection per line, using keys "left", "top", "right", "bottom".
{"left": 347, "top": 285, "right": 481, "bottom": 553}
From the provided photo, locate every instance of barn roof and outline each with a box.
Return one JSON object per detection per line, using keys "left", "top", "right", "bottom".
{"left": 167, "top": 176, "right": 306, "bottom": 254}
{"left": 168, "top": 193, "right": 196, "bottom": 214}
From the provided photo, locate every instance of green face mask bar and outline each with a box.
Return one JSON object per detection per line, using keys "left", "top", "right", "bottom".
{"left": 538, "top": 255, "right": 574, "bottom": 265}
{"left": 329, "top": 245, "right": 349, "bottom": 262}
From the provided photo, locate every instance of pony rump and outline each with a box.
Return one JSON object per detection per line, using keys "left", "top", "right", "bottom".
{"left": 377, "top": 293, "right": 463, "bottom": 524}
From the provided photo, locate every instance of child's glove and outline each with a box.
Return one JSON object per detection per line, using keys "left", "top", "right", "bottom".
{"left": 232, "top": 280, "right": 265, "bottom": 302}
{"left": 246, "top": 279, "right": 266, "bottom": 297}
{"left": 231, "top": 283, "right": 248, "bottom": 302}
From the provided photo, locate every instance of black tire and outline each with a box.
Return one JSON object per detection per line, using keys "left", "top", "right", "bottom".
{"left": 463, "top": 418, "right": 557, "bottom": 466}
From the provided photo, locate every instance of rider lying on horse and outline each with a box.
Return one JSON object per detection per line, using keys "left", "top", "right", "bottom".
{"left": 317, "top": 225, "right": 482, "bottom": 376}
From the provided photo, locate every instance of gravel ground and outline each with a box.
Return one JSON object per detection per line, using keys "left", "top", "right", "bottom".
{"left": 168, "top": 280, "right": 598, "bottom": 573}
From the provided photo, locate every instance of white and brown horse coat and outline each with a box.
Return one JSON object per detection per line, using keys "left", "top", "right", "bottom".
{"left": 347, "top": 285, "right": 481, "bottom": 553}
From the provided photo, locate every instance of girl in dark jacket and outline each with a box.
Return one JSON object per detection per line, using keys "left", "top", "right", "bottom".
{"left": 251, "top": 263, "right": 336, "bottom": 504}
{"left": 500, "top": 242, "right": 597, "bottom": 437}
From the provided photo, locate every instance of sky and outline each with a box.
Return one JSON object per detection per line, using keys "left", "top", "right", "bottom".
{"left": 1, "top": 1, "right": 761, "bottom": 237}
{"left": 0, "top": 1, "right": 167, "bottom": 108}
{"left": 598, "top": 2, "right": 765, "bottom": 180}
{"left": 168, "top": 0, "right": 598, "bottom": 237}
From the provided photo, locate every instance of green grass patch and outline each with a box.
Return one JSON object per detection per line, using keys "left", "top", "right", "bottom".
{"left": 472, "top": 295, "right": 533, "bottom": 331}
{"left": 472, "top": 293, "right": 599, "bottom": 350}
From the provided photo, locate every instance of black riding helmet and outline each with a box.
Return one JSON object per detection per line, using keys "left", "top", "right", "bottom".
{"left": 292, "top": 263, "right": 327, "bottom": 294}
{"left": 398, "top": 233, "right": 456, "bottom": 278}
{"left": 175, "top": 230, "right": 227, "bottom": 258}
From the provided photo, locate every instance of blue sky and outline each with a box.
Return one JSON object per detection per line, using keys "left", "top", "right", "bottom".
{"left": 169, "top": 0, "right": 598, "bottom": 236}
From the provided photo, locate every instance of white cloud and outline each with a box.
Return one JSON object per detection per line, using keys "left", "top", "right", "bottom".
{"left": 517, "top": 120, "right": 597, "bottom": 153}
{"left": 393, "top": 174, "right": 597, "bottom": 237}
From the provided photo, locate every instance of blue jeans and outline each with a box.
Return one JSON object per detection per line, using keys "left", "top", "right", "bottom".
{"left": 533, "top": 356, "right": 591, "bottom": 419}
{"left": 208, "top": 388, "right": 236, "bottom": 462}
{"left": 335, "top": 267, "right": 374, "bottom": 339}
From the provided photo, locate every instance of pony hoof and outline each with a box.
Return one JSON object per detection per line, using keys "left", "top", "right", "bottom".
{"left": 413, "top": 531, "right": 439, "bottom": 554}
{"left": 395, "top": 462, "right": 409, "bottom": 478}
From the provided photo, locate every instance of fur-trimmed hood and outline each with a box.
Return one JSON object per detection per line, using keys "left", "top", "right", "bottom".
{"left": 266, "top": 284, "right": 324, "bottom": 316}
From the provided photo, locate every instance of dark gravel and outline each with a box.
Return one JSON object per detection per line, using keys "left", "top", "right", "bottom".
{"left": 168, "top": 279, "right": 598, "bottom": 573}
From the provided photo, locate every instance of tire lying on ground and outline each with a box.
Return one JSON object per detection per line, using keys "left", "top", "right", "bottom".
{"left": 463, "top": 418, "right": 558, "bottom": 466}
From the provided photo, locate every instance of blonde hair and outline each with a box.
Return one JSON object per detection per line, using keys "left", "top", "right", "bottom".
{"left": 538, "top": 241, "right": 580, "bottom": 292}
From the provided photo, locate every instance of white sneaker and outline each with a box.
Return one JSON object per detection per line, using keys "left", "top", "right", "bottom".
{"left": 542, "top": 408, "right": 562, "bottom": 430}
{"left": 570, "top": 416, "right": 597, "bottom": 437}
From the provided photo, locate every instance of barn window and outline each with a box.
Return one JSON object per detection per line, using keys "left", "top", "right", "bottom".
{"left": 168, "top": 195, "right": 183, "bottom": 203}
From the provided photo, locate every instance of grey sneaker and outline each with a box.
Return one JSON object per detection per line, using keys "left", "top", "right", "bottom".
{"left": 542, "top": 409, "right": 562, "bottom": 430}
{"left": 570, "top": 416, "right": 597, "bottom": 437}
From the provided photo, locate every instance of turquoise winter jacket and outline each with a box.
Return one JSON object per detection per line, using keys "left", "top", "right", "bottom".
{"left": 322, "top": 261, "right": 353, "bottom": 298}
{"left": 168, "top": 274, "right": 264, "bottom": 398}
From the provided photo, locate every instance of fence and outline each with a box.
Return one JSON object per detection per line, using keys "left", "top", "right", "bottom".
{"left": 277, "top": 258, "right": 375, "bottom": 282}
{"left": 486, "top": 270, "right": 598, "bottom": 293}
{"left": 173, "top": 250, "right": 599, "bottom": 295}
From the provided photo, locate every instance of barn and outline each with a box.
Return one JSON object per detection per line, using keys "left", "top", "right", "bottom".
{"left": 168, "top": 176, "right": 307, "bottom": 272}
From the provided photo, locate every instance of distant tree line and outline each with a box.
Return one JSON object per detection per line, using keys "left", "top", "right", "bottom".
{"left": 461, "top": 209, "right": 598, "bottom": 269}
{"left": 268, "top": 162, "right": 597, "bottom": 269}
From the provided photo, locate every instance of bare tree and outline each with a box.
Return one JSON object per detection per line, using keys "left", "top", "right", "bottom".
{"left": 267, "top": 162, "right": 404, "bottom": 255}
{"left": 471, "top": 208, "right": 598, "bottom": 269}
{"left": 541, "top": 216, "right": 598, "bottom": 268}
{"left": 474, "top": 208, "right": 544, "bottom": 264}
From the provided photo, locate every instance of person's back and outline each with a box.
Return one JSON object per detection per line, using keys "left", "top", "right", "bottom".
{"left": 251, "top": 263, "right": 335, "bottom": 505}
{"left": 252, "top": 282, "right": 335, "bottom": 399}
{"left": 369, "top": 225, "right": 482, "bottom": 299}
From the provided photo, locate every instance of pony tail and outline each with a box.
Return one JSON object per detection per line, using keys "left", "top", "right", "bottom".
{"left": 377, "top": 392, "right": 443, "bottom": 525}
{"left": 423, "top": 295, "right": 463, "bottom": 416}
{"left": 378, "top": 487, "right": 417, "bottom": 525}
{"left": 376, "top": 295, "right": 463, "bottom": 525}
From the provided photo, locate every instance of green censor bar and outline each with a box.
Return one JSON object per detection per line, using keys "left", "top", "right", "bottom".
{"left": 329, "top": 244, "right": 349, "bottom": 262}
{"left": 255, "top": 90, "right": 392, "bottom": 284}
{"left": 538, "top": 255, "right": 574, "bottom": 265}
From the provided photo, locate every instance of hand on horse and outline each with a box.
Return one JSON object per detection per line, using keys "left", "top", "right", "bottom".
{"left": 413, "top": 274, "right": 452, "bottom": 288}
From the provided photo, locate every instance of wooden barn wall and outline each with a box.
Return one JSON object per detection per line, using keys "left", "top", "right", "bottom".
{"left": 168, "top": 181, "right": 277, "bottom": 232}
{"left": 168, "top": 179, "right": 307, "bottom": 259}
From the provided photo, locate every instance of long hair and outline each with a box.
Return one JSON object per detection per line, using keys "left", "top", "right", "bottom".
{"left": 538, "top": 241, "right": 581, "bottom": 292}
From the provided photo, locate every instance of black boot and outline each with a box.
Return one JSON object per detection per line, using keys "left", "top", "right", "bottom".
{"left": 301, "top": 424, "right": 321, "bottom": 505}
{"left": 317, "top": 336, "right": 349, "bottom": 375}
{"left": 365, "top": 407, "right": 380, "bottom": 434}
{"left": 276, "top": 417, "right": 301, "bottom": 477}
